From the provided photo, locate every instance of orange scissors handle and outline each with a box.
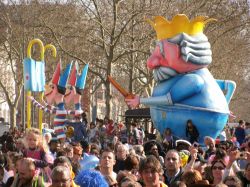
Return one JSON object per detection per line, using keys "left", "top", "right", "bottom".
{"left": 108, "top": 76, "right": 134, "bottom": 99}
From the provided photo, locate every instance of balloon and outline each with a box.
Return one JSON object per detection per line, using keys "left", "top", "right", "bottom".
{"left": 79, "top": 153, "right": 99, "bottom": 170}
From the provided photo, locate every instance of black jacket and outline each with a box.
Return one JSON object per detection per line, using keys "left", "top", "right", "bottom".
{"left": 164, "top": 167, "right": 183, "bottom": 186}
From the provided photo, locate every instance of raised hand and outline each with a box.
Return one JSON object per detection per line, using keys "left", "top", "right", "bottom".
{"left": 125, "top": 95, "right": 140, "bottom": 108}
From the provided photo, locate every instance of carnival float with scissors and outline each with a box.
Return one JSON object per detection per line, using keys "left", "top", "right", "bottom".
{"left": 112, "top": 14, "right": 236, "bottom": 143}
{"left": 23, "top": 39, "right": 89, "bottom": 142}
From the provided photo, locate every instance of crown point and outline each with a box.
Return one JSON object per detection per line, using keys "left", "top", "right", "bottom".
{"left": 148, "top": 14, "right": 216, "bottom": 40}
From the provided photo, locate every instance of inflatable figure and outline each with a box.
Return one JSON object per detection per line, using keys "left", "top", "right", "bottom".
{"left": 64, "top": 62, "right": 89, "bottom": 142}
{"left": 64, "top": 62, "right": 88, "bottom": 116}
{"left": 29, "top": 62, "right": 88, "bottom": 142}
{"left": 44, "top": 61, "right": 72, "bottom": 141}
{"left": 125, "top": 14, "right": 236, "bottom": 143}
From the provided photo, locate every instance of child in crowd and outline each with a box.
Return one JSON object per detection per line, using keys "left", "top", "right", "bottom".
{"left": 23, "top": 128, "right": 48, "bottom": 169}
{"left": 88, "top": 122, "right": 99, "bottom": 142}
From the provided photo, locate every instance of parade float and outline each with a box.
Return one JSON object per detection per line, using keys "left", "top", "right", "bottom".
{"left": 111, "top": 14, "right": 236, "bottom": 143}
{"left": 23, "top": 39, "right": 88, "bottom": 141}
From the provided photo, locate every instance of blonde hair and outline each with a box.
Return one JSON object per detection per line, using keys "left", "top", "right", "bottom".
{"left": 24, "top": 128, "right": 48, "bottom": 153}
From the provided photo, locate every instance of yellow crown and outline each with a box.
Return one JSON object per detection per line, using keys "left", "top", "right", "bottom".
{"left": 147, "top": 14, "right": 216, "bottom": 40}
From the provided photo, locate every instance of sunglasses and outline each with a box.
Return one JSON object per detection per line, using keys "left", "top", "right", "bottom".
{"left": 212, "top": 166, "right": 225, "bottom": 170}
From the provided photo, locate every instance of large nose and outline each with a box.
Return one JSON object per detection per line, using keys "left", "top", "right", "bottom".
{"left": 147, "top": 55, "right": 161, "bottom": 70}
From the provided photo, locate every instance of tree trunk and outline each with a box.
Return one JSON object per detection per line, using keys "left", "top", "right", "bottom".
{"left": 105, "top": 79, "right": 111, "bottom": 119}
{"left": 10, "top": 106, "right": 17, "bottom": 128}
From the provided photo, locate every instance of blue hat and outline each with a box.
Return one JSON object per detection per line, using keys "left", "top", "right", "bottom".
{"left": 57, "top": 62, "right": 73, "bottom": 95}
{"left": 76, "top": 64, "right": 88, "bottom": 95}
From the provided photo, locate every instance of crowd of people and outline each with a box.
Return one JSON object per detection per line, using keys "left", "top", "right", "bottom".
{"left": 0, "top": 115, "right": 249, "bottom": 187}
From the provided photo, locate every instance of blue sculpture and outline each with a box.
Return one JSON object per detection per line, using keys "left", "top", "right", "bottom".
{"left": 125, "top": 14, "right": 236, "bottom": 143}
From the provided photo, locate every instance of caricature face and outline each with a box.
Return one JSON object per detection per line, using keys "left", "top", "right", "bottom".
{"left": 147, "top": 40, "right": 207, "bottom": 82}
{"left": 44, "top": 83, "right": 58, "bottom": 105}
{"left": 64, "top": 86, "right": 76, "bottom": 105}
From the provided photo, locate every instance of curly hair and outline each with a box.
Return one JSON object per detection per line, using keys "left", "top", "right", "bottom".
{"left": 75, "top": 169, "right": 108, "bottom": 187}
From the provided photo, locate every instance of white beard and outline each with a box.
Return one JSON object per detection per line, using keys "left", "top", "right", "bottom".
{"left": 153, "top": 67, "right": 178, "bottom": 82}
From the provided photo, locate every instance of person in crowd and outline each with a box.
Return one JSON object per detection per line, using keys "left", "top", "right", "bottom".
{"left": 133, "top": 145, "right": 146, "bottom": 160}
{"left": 67, "top": 115, "right": 87, "bottom": 143}
{"left": 124, "top": 155, "right": 140, "bottom": 178}
{"left": 2, "top": 134, "right": 16, "bottom": 153}
{"left": 224, "top": 148, "right": 250, "bottom": 186}
{"left": 162, "top": 128, "right": 178, "bottom": 152}
{"left": 104, "top": 175, "right": 118, "bottom": 187}
{"left": 147, "top": 141, "right": 164, "bottom": 166}
{"left": 15, "top": 138, "right": 25, "bottom": 153}
{"left": 0, "top": 153, "right": 10, "bottom": 185}
{"left": 64, "top": 144, "right": 74, "bottom": 159}
{"left": 4, "top": 152, "right": 24, "bottom": 186}
{"left": 117, "top": 170, "right": 141, "bottom": 187}
{"left": 211, "top": 159, "right": 227, "bottom": 185}
{"left": 139, "top": 155, "right": 167, "bottom": 187}
{"left": 87, "top": 122, "right": 99, "bottom": 142}
{"left": 56, "top": 149, "right": 68, "bottom": 158}
{"left": 217, "top": 141, "right": 228, "bottom": 152}
{"left": 99, "top": 148, "right": 117, "bottom": 183}
{"left": 70, "top": 145, "right": 82, "bottom": 175}
{"left": 90, "top": 138, "right": 102, "bottom": 151}
{"left": 12, "top": 158, "right": 44, "bottom": 187}
{"left": 53, "top": 156, "right": 77, "bottom": 183}
{"left": 129, "top": 123, "right": 145, "bottom": 145}
{"left": 245, "top": 135, "right": 250, "bottom": 153}
{"left": 48, "top": 135, "right": 60, "bottom": 159}
{"left": 219, "top": 127, "right": 227, "bottom": 141}
{"left": 207, "top": 148, "right": 228, "bottom": 166}
{"left": 75, "top": 169, "right": 109, "bottom": 187}
{"left": 97, "top": 120, "right": 107, "bottom": 147}
{"left": 175, "top": 140, "right": 191, "bottom": 152}
{"left": 184, "top": 145, "right": 207, "bottom": 175}
{"left": 113, "top": 144, "right": 128, "bottom": 173}
{"left": 204, "top": 136, "right": 216, "bottom": 160}
{"left": 223, "top": 176, "right": 242, "bottom": 187}
{"left": 106, "top": 119, "right": 115, "bottom": 142}
{"left": 169, "top": 181, "right": 187, "bottom": 187}
{"left": 203, "top": 166, "right": 213, "bottom": 184}
{"left": 44, "top": 132, "right": 52, "bottom": 145}
{"left": 224, "top": 125, "right": 233, "bottom": 141}
{"left": 50, "top": 166, "right": 74, "bottom": 187}
{"left": 23, "top": 128, "right": 48, "bottom": 168}
{"left": 80, "top": 140, "right": 90, "bottom": 154}
{"left": 90, "top": 144, "right": 100, "bottom": 158}
{"left": 181, "top": 170, "right": 203, "bottom": 186}
{"left": 129, "top": 123, "right": 142, "bottom": 145}
{"left": 245, "top": 122, "right": 250, "bottom": 137}
{"left": 186, "top": 120, "right": 199, "bottom": 144}
{"left": 119, "top": 124, "right": 128, "bottom": 144}
{"left": 234, "top": 120, "right": 246, "bottom": 145}
{"left": 237, "top": 162, "right": 250, "bottom": 187}
{"left": 120, "top": 180, "right": 142, "bottom": 187}
{"left": 72, "top": 145, "right": 83, "bottom": 163}
{"left": 164, "top": 150, "right": 183, "bottom": 186}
